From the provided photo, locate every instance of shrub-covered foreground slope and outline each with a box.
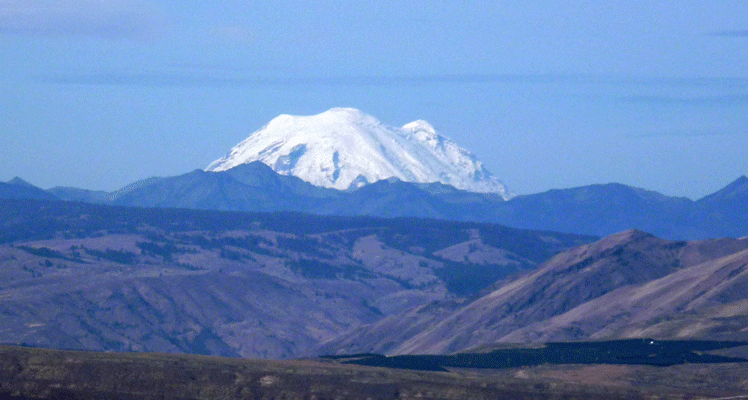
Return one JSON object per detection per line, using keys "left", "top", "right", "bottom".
{"left": 0, "top": 199, "right": 591, "bottom": 359}
{"left": 0, "top": 344, "right": 741, "bottom": 400}
{"left": 330, "top": 339, "right": 748, "bottom": 370}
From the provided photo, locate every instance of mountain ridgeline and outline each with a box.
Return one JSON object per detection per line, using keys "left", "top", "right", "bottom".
{"left": 7, "top": 165, "right": 746, "bottom": 240}
{"left": 3, "top": 107, "right": 746, "bottom": 240}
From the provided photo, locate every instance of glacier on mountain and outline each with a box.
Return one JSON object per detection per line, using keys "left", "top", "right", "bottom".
{"left": 206, "top": 108, "right": 512, "bottom": 199}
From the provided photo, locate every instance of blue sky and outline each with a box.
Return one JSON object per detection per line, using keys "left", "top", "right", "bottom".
{"left": 1, "top": 1, "right": 747, "bottom": 199}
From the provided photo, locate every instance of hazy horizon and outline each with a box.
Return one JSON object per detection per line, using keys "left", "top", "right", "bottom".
{"left": 2, "top": 1, "right": 747, "bottom": 199}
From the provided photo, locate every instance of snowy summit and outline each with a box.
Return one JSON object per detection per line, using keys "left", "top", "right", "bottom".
{"left": 206, "top": 108, "right": 512, "bottom": 199}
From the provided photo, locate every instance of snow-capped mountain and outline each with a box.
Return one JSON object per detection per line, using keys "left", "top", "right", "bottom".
{"left": 206, "top": 108, "right": 512, "bottom": 199}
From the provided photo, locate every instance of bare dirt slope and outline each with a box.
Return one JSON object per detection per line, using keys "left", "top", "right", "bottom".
{"left": 321, "top": 230, "right": 748, "bottom": 355}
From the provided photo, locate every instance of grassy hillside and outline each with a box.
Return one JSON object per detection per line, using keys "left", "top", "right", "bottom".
{"left": 0, "top": 199, "right": 592, "bottom": 359}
